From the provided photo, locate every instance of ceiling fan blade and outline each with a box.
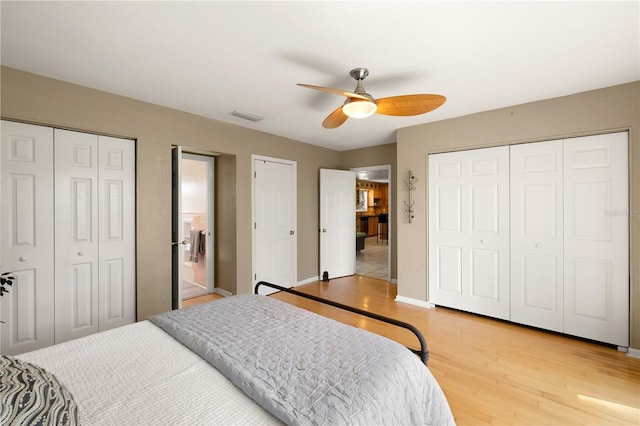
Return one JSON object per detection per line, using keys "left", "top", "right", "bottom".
{"left": 375, "top": 94, "right": 446, "bottom": 116}
{"left": 297, "top": 83, "right": 370, "bottom": 100}
{"left": 322, "top": 106, "right": 348, "bottom": 129}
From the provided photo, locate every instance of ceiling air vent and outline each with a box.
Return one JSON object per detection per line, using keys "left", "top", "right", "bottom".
{"left": 229, "top": 110, "right": 264, "bottom": 123}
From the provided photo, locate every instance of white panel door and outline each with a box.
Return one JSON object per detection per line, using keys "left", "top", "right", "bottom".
{"left": 429, "top": 146, "right": 510, "bottom": 320}
{"left": 254, "top": 158, "right": 296, "bottom": 295}
{"left": 510, "top": 140, "right": 564, "bottom": 332}
{"left": 98, "top": 135, "right": 136, "bottom": 330}
{"left": 0, "top": 121, "right": 55, "bottom": 355}
{"left": 319, "top": 169, "right": 356, "bottom": 280}
{"left": 54, "top": 129, "right": 100, "bottom": 343}
{"left": 563, "top": 132, "right": 629, "bottom": 346}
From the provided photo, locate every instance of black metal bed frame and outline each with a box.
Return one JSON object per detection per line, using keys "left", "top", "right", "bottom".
{"left": 254, "top": 281, "right": 429, "bottom": 365}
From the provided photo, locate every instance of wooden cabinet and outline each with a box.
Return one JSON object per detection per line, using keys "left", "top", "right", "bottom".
{"left": 356, "top": 180, "right": 389, "bottom": 212}
{"left": 357, "top": 216, "right": 379, "bottom": 237}
{"left": 367, "top": 216, "right": 378, "bottom": 237}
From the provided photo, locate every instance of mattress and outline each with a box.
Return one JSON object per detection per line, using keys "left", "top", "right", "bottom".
{"left": 17, "top": 320, "right": 280, "bottom": 425}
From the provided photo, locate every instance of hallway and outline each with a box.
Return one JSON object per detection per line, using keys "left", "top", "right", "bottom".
{"left": 356, "top": 236, "right": 388, "bottom": 280}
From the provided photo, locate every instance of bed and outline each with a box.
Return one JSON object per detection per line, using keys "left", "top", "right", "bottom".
{"left": 3, "top": 283, "right": 454, "bottom": 425}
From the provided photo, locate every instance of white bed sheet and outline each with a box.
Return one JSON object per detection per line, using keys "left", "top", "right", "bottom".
{"left": 17, "top": 321, "right": 280, "bottom": 425}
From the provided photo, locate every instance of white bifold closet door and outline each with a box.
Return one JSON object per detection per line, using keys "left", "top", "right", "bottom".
{"left": 54, "top": 130, "right": 100, "bottom": 342}
{"left": 431, "top": 133, "right": 629, "bottom": 346}
{"left": 509, "top": 133, "right": 628, "bottom": 346}
{"left": 54, "top": 130, "right": 136, "bottom": 344}
{"left": 428, "top": 146, "right": 510, "bottom": 320}
{"left": 562, "top": 133, "right": 628, "bottom": 346}
{"left": 0, "top": 121, "right": 55, "bottom": 354}
{"left": 1, "top": 121, "right": 135, "bottom": 355}
{"left": 510, "top": 140, "right": 565, "bottom": 332}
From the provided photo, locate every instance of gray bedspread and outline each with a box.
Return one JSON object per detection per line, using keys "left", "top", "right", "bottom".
{"left": 150, "top": 294, "right": 454, "bottom": 425}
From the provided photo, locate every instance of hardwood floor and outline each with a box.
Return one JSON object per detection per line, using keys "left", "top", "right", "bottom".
{"left": 182, "top": 292, "right": 223, "bottom": 308}
{"left": 189, "top": 276, "right": 640, "bottom": 425}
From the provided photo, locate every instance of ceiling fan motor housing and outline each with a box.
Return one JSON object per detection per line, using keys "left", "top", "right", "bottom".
{"left": 349, "top": 67, "right": 370, "bottom": 81}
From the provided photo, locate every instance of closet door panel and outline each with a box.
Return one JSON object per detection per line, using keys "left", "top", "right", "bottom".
{"left": 429, "top": 154, "right": 467, "bottom": 307}
{"left": 0, "top": 121, "right": 55, "bottom": 355}
{"left": 99, "top": 135, "right": 136, "bottom": 330}
{"left": 510, "top": 140, "right": 564, "bottom": 332}
{"left": 465, "top": 147, "right": 510, "bottom": 319}
{"left": 429, "top": 146, "right": 510, "bottom": 320}
{"left": 54, "top": 129, "right": 100, "bottom": 343}
{"left": 563, "top": 132, "right": 629, "bottom": 346}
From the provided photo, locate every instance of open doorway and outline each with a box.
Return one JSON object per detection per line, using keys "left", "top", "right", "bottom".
{"left": 180, "top": 153, "right": 215, "bottom": 302}
{"left": 351, "top": 165, "right": 391, "bottom": 281}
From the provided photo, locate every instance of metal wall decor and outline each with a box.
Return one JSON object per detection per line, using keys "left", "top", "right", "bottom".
{"left": 404, "top": 170, "right": 418, "bottom": 223}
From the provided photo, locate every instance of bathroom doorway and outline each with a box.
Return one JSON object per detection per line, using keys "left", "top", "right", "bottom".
{"left": 180, "top": 153, "right": 215, "bottom": 301}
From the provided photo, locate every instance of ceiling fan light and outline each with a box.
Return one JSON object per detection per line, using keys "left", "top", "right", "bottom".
{"left": 342, "top": 99, "right": 377, "bottom": 119}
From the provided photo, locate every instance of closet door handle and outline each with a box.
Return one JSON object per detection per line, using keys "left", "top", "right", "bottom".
{"left": 171, "top": 240, "right": 187, "bottom": 246}
{"left": 78, "top": 251, "right": 85, "bottom": 256}
{"left": 19, "top": 256, "right": 28, "bottom": 262}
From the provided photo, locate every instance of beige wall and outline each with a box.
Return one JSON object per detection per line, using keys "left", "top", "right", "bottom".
{"left": 214, "top": 154, "right": 237, "bottom": 294}
{"left": 1, "top": 66, "right": 341, "bottom": 320}
{"left": 396, "top": 81, "right": 640, "bottom": 349}
{"left": 340, "top": 143, "right": 397, "bottom": 279}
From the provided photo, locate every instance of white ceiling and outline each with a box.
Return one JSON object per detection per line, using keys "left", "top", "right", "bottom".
{"left": 1, "top": 1, "right": 638, "bottom": 151}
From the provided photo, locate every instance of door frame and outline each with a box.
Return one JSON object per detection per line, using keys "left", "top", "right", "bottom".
{"left": 351, "top": 164, "right": 392, "bottom": 282}
{"left": 172, "top": 147, "right": 216, "bottom": 310}
{"left": 251, "top": 154, "right": 297, "bottom": 291}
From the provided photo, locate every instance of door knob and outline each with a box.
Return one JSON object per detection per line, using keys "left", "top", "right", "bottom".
{"left": 289, "top": 230, "right": 295, "bottom": 235}
{"left": 19, "top": 256, "right": 27, "bottom": 262}
{"left": 171, "top": 240, "right": 187, "bottom": 246}
{"left": 322, "top": 229, "right": 327, "bottom": 233}
{"left": 78, "top": 251, "right": 85, "bottom": 256}
{"left": 480, "top": 239, "right": 485, "bottom": 244}
{"left": 534, "top": 243, "right": 540, "bottom": 248}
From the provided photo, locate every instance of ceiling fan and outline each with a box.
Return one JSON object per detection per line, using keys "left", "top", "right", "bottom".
{"left": 297, "top": 67, "right": 446, "bottom": 129}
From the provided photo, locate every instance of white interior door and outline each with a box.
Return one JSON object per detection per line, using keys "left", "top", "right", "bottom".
{"left": 510, "top": 140, "right": 564, "bottom": 332}
{"left": 428, "top": 147, "right": 510, "bottom": 320}
{"left": 563, "top": 132, "right": 629, "bottom": 346}
{"left": 0, "top": 121, "right": 55, "bottom": 355}
{"left": 319, "top": 169, "right": 355, "bottom": 280}
{"left": 54, "top": 129, "right": 100, "bottom": 343}
{"left": 253, "top": 156, "right": 296, "bottom": 295}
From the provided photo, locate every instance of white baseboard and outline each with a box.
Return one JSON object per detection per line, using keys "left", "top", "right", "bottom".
{"left": 627, "top": 347, "right": 640, "bottom": 359}
{"left": 214, "top": 288, "right": 232, "bottom": 297}
{"left": 395, "top": 295, "right": 435, "bottom": 309}
{"left": 296, "top": 276, "right": 319, "bottom": 286}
